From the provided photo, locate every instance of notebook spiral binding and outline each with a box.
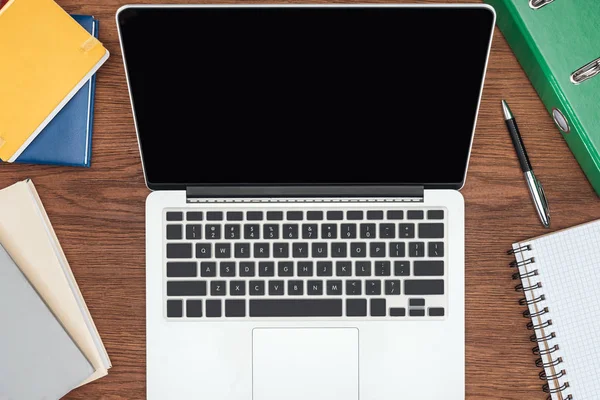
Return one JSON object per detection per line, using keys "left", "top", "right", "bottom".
{"left": 508, "top": 245, "right": 573, "bottom": 400}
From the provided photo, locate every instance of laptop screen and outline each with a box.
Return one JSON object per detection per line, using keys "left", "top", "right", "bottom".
{"left": 118, "top": 6, "right": 494, "bottom": 190}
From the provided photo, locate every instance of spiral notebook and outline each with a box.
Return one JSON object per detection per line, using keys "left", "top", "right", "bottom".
{"left": 510, "top": 220, "right": 600, "bottom": 400}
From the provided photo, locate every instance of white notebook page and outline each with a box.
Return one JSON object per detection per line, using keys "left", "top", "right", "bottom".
{"left": 514, "top": 220, "right": 600, "bottom": 400}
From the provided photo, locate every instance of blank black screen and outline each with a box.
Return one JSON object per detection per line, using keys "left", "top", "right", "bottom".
{"left": 118, "top": 6, "right": 494, "bottom": 190}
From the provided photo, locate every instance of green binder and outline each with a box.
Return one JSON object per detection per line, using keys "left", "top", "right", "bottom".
{"left": 485, "top": 0, "right": 600, "bottom": 196}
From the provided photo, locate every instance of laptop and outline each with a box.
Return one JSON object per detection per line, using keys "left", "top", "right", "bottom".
{"left": 117, "top": 5, "right": 495, "bottom": 399}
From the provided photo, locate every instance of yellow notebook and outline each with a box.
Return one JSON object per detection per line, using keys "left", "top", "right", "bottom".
{"left": 0, "top": 0, "right": 109, "bottom": 162}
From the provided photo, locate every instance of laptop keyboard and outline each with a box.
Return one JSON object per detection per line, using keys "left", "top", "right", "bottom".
{"left": 163, "top": 207, "right": 448, "bottom": 320}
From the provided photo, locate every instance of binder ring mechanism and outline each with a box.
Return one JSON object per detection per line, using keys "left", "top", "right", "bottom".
{"left": 529, "top": 0, "right": 554, "bottom": 10}
{"left": 571, "top": 57, "right": 600, "bottom": 85}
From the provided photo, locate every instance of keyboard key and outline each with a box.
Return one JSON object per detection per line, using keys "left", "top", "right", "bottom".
{"left": 244, "top": 224, "right": 260, "bottom": 239}
{"left": 206, "top": 225, "right": 221, "bottom": 239}
{"left": 419, "top": 223, "right": 444, "bottom": 238}
{"left": 288, "top": 280, "right": 304, "bottom": 295}
{"left": 167, "top": 262, "right": 197, "bottom": 278}
{"left": 375, "top": 261, "right": 391, "bottom": 276}
{"left": 407, "top": 210, "right": 424, "bottom": 220}
{"left": 250, "top": 299, "right": 342, "bottom": 317}
{"left": 259, "top": 262, "right": 275, "bottom": 277}
{"left": 250, "top": 281, "right": 265, "bottom": 295}
{"left": 409, "top": 242, "right": 425, "bottom": 257}
{"left": 167, "top": 300, "right": 183, "bottom": 317}
{"left": 307, "top": 280, "right": 323, "bottom": 295}
{"left": 346, "top": 299, "right": 367, "bottom": 316}
{"left": 405, "top": 280, "right": 444, "bottom": 295}
{"left": 346, "top": 280, "right": 362, "bottom": 295}
{"left": 206, "top": 300, "right": 221, "bottom": 317}
{"left": 166, "top": 212, "right": 183, "bottom": 221}
{"left": 186, "top": 224, "right": 202, "bottom": 240}
{"left": 428, "top": 242, "right": 444, "bottom": 257}
{"left": 387, "top": 210, "right": 404, "bottom": 220}
{"left": 307, "top": 211, "right": 323, "bottom": 220}
{"left": 234, "top": 243, "right": 250, "bottom": 258}
{"left": 414, "top": 261, "right": 444, "bottom": 276}
{"left": 327, "top": 211, "right": 343, "bottom": 220}
{"left": 267, "top": 211, "right": 283, "bottom": 220}
{"left": 215, "top": 243, "right": 231, "bottom": 258}
{"left": 360, "top": 224, "right": 376, "bottom": 239}
{"left": 336, "top": 261, "right": 352, "bottom": 276}
{"left": 200, "top": 262, "right": 217, "bottom": 277}
{"left": 351, "top": 242, "right": 367, "bottom": 258}
{"left": 389, "top": 242, "right": 405, "bottom": 258}
{"left": 367, "top": 210, "right": 383, "bottom": 220}
{"left": 347, "top": 211, "right": 363, "bottom": 220}
{"left": 370, "top": 299, "right": 386, "bottom": 316}
{"left": 302, "top": 224, "right": 318, "bottom": 239}
{"left": 312, "top": 242, "right": 328, "bottom": 258}
{"left": 427, "top": 210, "right": 444, "bottom": 220}
{"left": 225, "top": 224, "right": 241, "bottom": 239}
{"left": 220, "top": 262, "right": 235, "bottom": 277}
{"left": 297, "top": 262, "right": 313, "bottom": 276}
{"left": 287, "top": 211, "right": 303, "bottom": 221}
{"left": 399, "top": 224, "right": 415, "bottom": 238}
{"left": 366, "top": 280, "right": 381, "bottom": 295}
{"left": 207, "top": 212, "right": 223, "bottom": 221}
{"left": 226, "top": 300, "right": 245, "bottom": 317}
{"left": 240, "top": 262, "right": 255, "bottom": 277}
{"left": 187, "top": 211, "right": 203, "bottom": 221}
{"left": 167, "top": 243, "right": 192, "bottom": 258}
{"left": 317, "top": 261, "right": 333, "bottom": 276}
{"left": 269, "top": 280, "right": 285, "bottom": 295}
{"left": 273, "top": 243, "right": 289, "bottom": 258}
{"left": 227, "top": 211, "right": 243, "bottom": 221}
{"left": 327, "top": 280, "right": 343, "bottom": 295}
{"left": 264, "top": 224, "right": 279, "bottom": 239}
{"left": 321, "top": 224, "right": 337, "bottom": 239}
{"left": 247, "top": 211, "right": 263, "bottom": 221}
{"left": 211, "top": 281, "right": 226, "bottom": 296}
{"left": 332, "top": 243, "right": 347, "bottom": 258}
{"left": 429, "top": 307, "right": 445, "bottom": 317}
{"left": 394, "top": 261, "right": 410, "bottom": 276}
{"left": 385, "top": 280, "right": 401, "bottom": 295}
{"left": 254, "top": 243, "right": 270, "bottom": 258}
{"left": 390, "top": 307, "right": 406, "bottom": 317}
{"left": 230, "top": 281, "right": 246, "bottom": 296}
{"left": 410, "top": 309, "right": 425, "bottom": 317}
{"left": 278, "top": 262, "right": 293, "bottom": 277}
{"left": 167, "top": 225, "right": 183, "bottom": 240}
{"left": 196, "top": 243, "right": 211, "bottom": 258}
{"left": 340, "top": 228, "right": 357, "bottom": 245}
{"left": 370, "top": 242, "right": 386, "bottom": 258}
{"left": 356, "top": 261, "right": 371, "bottom": 276}
{"left": 167, "top": 281, "right": 207, "bottom": 296}
{"left": 283, "top": 224, "right": 299, "bottom": 239}
{"left": 187, "top": 300, "right": 202, "bottom": 318}
{"left": 293, "top": 243, "right": 309, "bottom": 258}
{"left": 379, "top": 224, "right": 395, "bottom": 238}
{"left": 409, "top": 298, "right": 425, "bottom": 306}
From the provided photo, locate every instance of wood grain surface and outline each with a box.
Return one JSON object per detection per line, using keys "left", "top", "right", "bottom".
{"left": 1, "top": 0, "right": 598, "bottom": 398}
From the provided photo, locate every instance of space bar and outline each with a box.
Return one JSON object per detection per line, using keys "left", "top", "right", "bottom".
{"left": 250, "top": 299, "right": 343, "bottom": 317}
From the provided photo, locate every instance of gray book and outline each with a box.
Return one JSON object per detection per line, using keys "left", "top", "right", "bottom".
{"left": 0, "top": 244, "right": 94, "bottom": 400}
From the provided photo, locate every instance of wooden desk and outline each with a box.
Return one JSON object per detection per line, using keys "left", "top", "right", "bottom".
{"left": 1, "top": 0, "right": 598, "bottom": 398}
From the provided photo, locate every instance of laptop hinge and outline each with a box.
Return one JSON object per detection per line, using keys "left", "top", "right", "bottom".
{"left": 186, "top": 186, "right": 424, "bottom": 203}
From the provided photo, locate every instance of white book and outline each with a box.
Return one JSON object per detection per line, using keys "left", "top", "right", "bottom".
{"left": 511, "top": 220, "right": 600, "bottom": 400}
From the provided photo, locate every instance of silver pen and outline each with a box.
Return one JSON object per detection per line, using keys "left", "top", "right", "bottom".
{"left": 502, "top": 100, "right": 551, "bottom": 228}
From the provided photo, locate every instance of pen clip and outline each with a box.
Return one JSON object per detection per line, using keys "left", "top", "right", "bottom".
{"left": 535, "top": 178, "right": 549, "bottom": 215}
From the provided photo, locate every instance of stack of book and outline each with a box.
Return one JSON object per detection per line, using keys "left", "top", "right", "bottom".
{"left": 0, "top": 0, "right": 109, "bottom": 167}
{"left": 0, "top": 180, "right": 111, "bottom": 399}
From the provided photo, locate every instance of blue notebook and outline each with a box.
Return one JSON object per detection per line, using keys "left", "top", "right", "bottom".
{"left": 15, "top": 15, "right": 98, "bottom": 167}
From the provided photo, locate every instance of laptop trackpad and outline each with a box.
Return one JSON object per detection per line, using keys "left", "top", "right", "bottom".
{"left": 252, "top": 328, "right": 359, "bottom": 400}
